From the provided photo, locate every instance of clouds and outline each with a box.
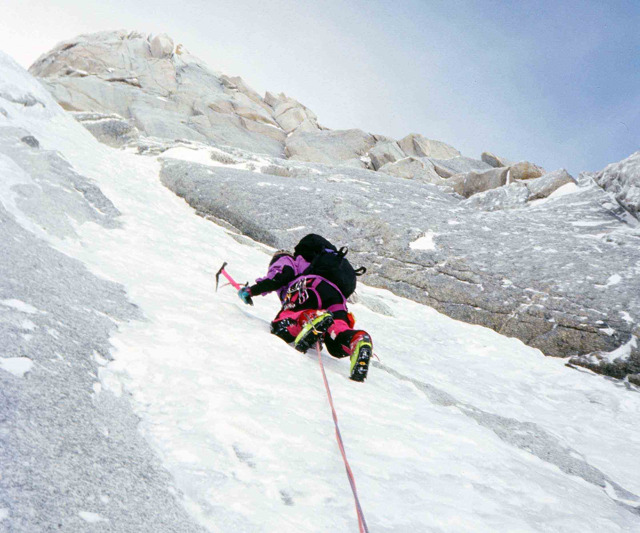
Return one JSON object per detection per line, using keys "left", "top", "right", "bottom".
{"left": 2, "top": 0, "right": 637, "bottom": 174}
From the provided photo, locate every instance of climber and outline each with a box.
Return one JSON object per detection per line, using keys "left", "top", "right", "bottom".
{"left": 237, "top": 234, "right": 373, "bottom": 382}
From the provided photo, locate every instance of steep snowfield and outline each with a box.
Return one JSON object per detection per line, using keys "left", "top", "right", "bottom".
{"left": 2, "top": 53, "right": 640, "bottom": 532}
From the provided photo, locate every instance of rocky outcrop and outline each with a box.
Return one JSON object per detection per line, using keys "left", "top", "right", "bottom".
{"left": 160, "top": 154, "right": 640, "bottom": 381}
{"left": 463, "top": 182, "right": 531, "bottom": 211}
{"left": 265, "top": 92, "right": 320, "bottom": 134}
{"left": 591, "top": 151, "right": 640, "bottom": 219}
{"left": 31, "top": 30, "right": 502, "bottom": 183}
{"left": 482, "top": 151, "right": 513, "bottom": 168}
{"left": 447, "top": 167, "right": 509, "bottom": 197}
{"left": 464, "top": 169, "right": 576, "bottom": 210}
{"left": 149, "top": 33, "right": 174, "bottom": 58}
{"left": 29, "top": 31, "right": 285, "bottom": 155}
{"left": 430, "top": 156, "right": 493, "bottom": 177}
{"left": 509, "top": 160, "right": 546, "bottom": 181}
{"left": 526, "top": 169, "right": 575, "bottom": 200}
{"left": 397, "top": 133, "right": 460, "bottom": 159}
{"left": 285, "top": 129, "right": 376, "bottom": 167}
{"left": 378, "top": 156, "right": 445, "bottom": 184}
{"left": 368, "top": 141, "right": 405, "bottom": 170}
{"left": 72, "top": 111, "right": 139, "bottom": 148}
{"left": 398, "top": 133, "right": 461, "bottom": 159}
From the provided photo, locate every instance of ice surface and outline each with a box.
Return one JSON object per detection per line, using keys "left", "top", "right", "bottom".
{"left": 0, "top": 299, "right": 40, "bottom": 314}
{"left": 160, "top": 146, "right": 224, "bottom": 167}
{"left": 0, "top": 357, "right": 34, "bottom": 377}
{"left": 78, "top": 511, "right": 108, "bottom": 523}
{"left": 409, "top": 231, "right": 437, "bottom": 250}
{"left": 606, "top": 274, "right": 622, "bottom": 287}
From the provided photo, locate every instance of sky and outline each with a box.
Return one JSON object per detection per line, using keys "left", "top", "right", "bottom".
{"left": 1, "top": 0, "right": 638, "bottom": 174}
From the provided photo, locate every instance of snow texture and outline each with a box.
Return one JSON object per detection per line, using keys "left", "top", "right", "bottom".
{"left": 0, "top": 299, "right": 40, "bottom": 314}
{"left": 409, "top": 231, "right": 437, "bottom": 250}
{"left": 0, "top": 50, "right": 207, "bottom": 533}
{"left": 78, "top": 511, "right": 108, "bottom": 523}
{"left": 0, "top": 357, "right": 34, "bottom": 378}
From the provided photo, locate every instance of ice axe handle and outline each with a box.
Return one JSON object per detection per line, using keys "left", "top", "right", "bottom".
{"left": 216, "top": 262, "right": 242, "bottom": 291}
{"left": 220, "top": 268, "right": 242, "bottom": 291}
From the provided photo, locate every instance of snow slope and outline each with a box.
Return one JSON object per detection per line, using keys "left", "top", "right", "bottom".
{"left": 2, "top": 53, "right": 640, "bottom": 532}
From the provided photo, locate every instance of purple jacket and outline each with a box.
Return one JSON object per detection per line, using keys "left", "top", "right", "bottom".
{"left": 251, "top": 254, "right": 310, "bottom": 301}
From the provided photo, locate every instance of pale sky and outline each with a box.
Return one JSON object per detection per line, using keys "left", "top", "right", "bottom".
{"left": 2, "top": 0, "right": 638, "bottom": 174}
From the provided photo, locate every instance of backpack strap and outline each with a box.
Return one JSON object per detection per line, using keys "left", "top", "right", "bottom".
{"left": 302, "top": 247, "right": 338, "bottom": 277}
{"left": 338, "top": 247, "right": 366, "bottom": 276}
{"left": 327, "top": 302, "right": 348, "bottom": 314}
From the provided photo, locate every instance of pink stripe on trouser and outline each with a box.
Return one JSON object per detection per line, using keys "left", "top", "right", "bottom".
{"left": 328, "top": 319, "right": 350, "bottom": 337}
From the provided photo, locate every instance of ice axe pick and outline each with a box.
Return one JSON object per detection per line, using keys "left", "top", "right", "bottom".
{"left": 215, "top": 262, "right": 253, "bottom": 305}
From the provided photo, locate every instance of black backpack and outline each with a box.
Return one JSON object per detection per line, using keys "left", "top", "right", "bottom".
{"left": 294, "top": 234, "right": 366, "bottom": 298}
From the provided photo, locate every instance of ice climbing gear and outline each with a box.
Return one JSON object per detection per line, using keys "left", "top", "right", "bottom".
{"left": 215, "top": 262, "right": 241, "bottom": 290}
{"left": 215, "top": 262, "right": 253, "bottom": 305}
{"left": 294, "top": 311, "right": 334, "bottom": 353}
{"left": 348, "top": 332, "right": 373, "bottom": 382}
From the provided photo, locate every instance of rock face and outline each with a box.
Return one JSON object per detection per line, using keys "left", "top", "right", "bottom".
{"left": 399, "top": 133, "right": 460, "bottom": 159}
{"left": 149, "top": 33, "right": 174, "bottom": 58}
{"left": 448, "top": 167, "right": 509, "bottom": 197}
{"left": 368, "top": 141, "right": 405, "bottom": 170}
{"left": 463, "top": 181, "right": 531, "bottom": 211}
{"left": 29, "top": 31, "right": 285, "bottom": 155}
{"left": 30, "top": 31, "right": 478, "bottom": 180}
{"left": 482, "top": 151, "right": 513, "bottom": 168}
{"left": 160, "top": 154, "right": 640, "bottom": 381}
{"left": 465, "top": 169, "right": 576, "bottom": 210}
{"left": 526, "top": 169, "right": 575, "bottom": 200}
{"left": 509, "top": 160, "right": 546, "bottom": 181}
{"left": 72, "top": 111, "right": 140, "bottom": 147}
{"left": 591, "top": 151, "right": 640, "bottom": 219}
{"left": 285, "top": 129, "right": 376, "bottom": 167}
{"left": 30, "top": 30, "right": 511, "bottom": 186}
{"left": 378, "top": 156, "right": 445, "bottom": 184}
{"left": 430, "top": 156, "right": 493, "bottom": 177}
{"left": 266, "top": 92, "right": 321, "bottom": 134}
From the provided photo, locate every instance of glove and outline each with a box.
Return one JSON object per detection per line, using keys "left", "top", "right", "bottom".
{"left": 238, "top": 286, "right": 253, "bottom": 306}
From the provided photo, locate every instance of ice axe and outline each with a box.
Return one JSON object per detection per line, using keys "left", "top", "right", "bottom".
{"left": 215, "top": 262, "right": 253, "bottom": 305}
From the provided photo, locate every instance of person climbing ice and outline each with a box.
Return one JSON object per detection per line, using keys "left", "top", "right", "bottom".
{"left": 237, "top": 234, "right": 373, "bottom": 382}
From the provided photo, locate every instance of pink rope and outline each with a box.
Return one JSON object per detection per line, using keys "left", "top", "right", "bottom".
{"left": 315, "top": 343, "right": 369, "bottom": 533}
